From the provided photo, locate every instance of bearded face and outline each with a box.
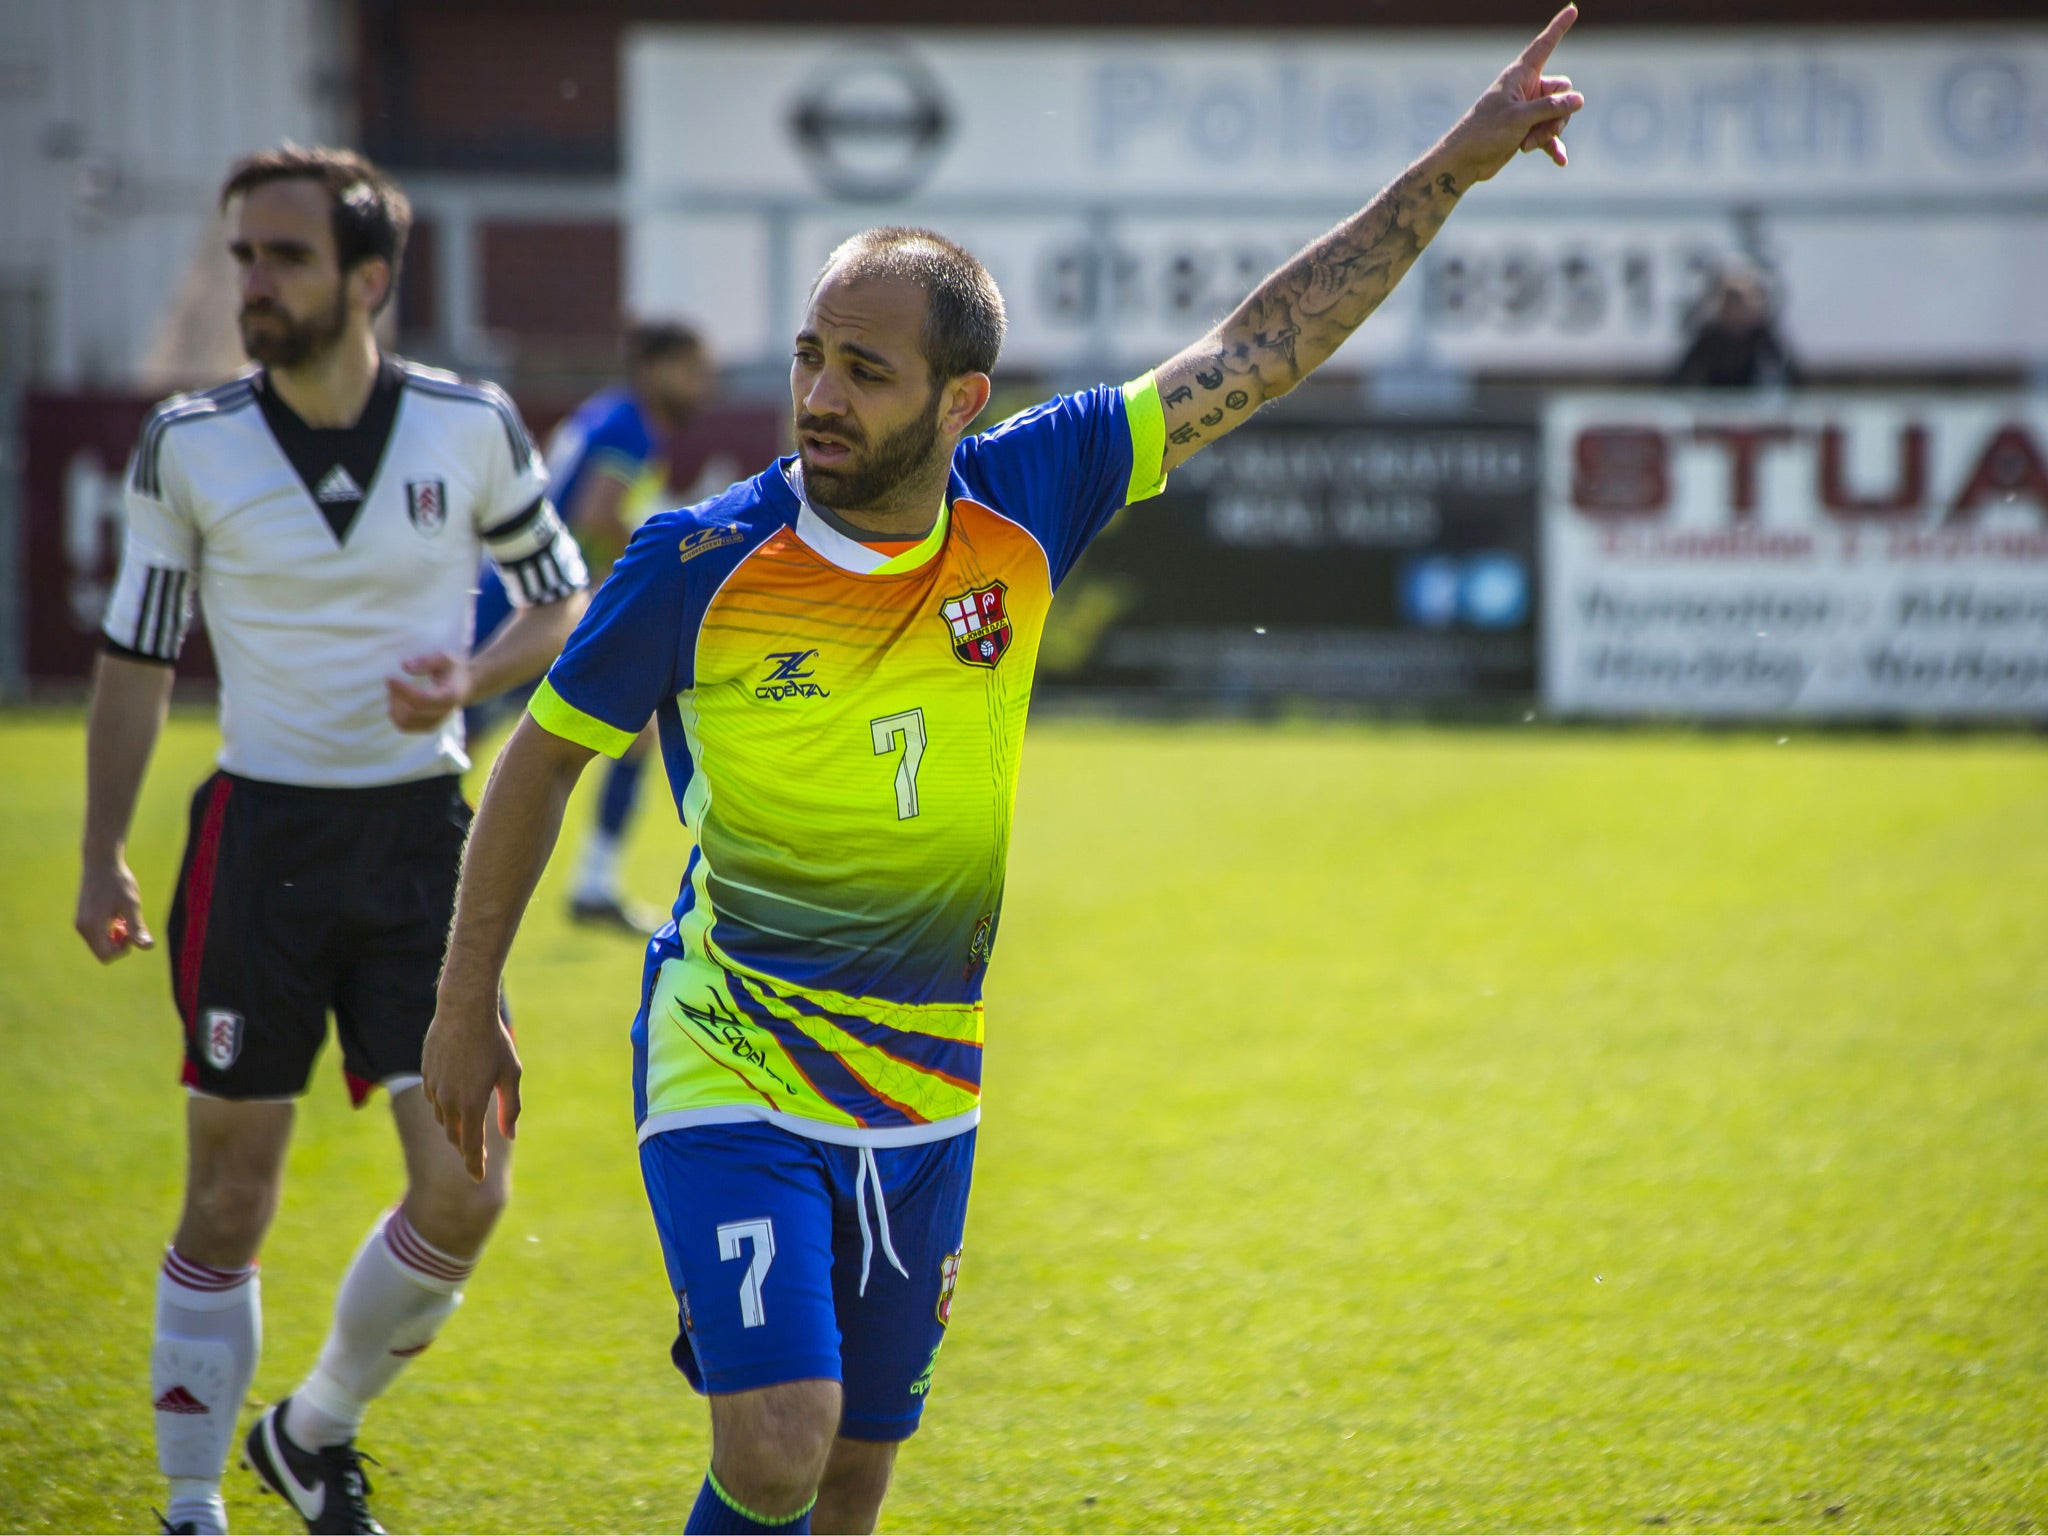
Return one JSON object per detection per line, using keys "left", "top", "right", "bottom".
{"left": 238, "top": 281, "right": 349, "bottom": 369}
{"left": 795, "top": 381, "right": 945, "bottom": 513}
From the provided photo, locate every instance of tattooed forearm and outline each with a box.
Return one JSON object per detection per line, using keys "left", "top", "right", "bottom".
{"left": 1153, "top": 161, "right": 1465, "bottom": 469}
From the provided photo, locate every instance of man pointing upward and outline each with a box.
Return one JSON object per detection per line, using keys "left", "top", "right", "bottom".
{"left": 425, "top": 11, "right": 1582, "bottom": 1532}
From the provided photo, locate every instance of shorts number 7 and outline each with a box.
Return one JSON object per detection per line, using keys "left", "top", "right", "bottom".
{"left": 870, "top": 708, "right": 927, "bottom": 820}
{"left": 717, "top": 1218, "right": 776, "bottom": 1329}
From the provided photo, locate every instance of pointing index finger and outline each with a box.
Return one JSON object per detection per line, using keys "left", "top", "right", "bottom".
{"left": 1519, "top": 4, "right": 1578, "bottom": 73}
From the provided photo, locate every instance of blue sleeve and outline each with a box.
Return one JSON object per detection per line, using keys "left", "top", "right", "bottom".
{"left": 584, "top": 395, "right": 656, "bottom": 470}
{"left": 530, "top": 510, "right": 689, "bottom": 756}
{"left": 952, "top": 375, "right": 1168, "bottom": 589}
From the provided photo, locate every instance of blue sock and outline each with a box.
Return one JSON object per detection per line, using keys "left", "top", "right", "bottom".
{"left": 599, "top": 751, "right": 646, "bottom": 839}
{"left": 685, "top": 1472, "right": 813, "bottom": 1533}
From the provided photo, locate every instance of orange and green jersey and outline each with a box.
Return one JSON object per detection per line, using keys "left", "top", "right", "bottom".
{"left": 530, "top": 378, "right": 1169, "bottom": 1148}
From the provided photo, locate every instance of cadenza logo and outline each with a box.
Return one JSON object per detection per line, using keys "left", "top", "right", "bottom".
{"left": 756, "top": 650, "right": 829, "bottom": 700}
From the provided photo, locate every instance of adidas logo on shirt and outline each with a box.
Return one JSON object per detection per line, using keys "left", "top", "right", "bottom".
{"left": 314, "top": 465, "right": 362, "bottom": 503}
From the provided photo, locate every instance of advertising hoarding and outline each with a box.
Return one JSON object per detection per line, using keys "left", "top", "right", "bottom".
{"left": 1047, "top": 396, "right": 1539, "bottom": 700}
{"left": 1542, "top": 392, "right": 2048, "bottom": 719}
{"left": 626, "top": 27, "right": 2048, "bottom": 376}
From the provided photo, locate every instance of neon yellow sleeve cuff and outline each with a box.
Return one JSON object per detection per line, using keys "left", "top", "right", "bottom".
{"left": 527, "top": 676, "right": 637, "bottom": 758}
{"left": 1120, "top": 372, "right": 1170, "bottom": 505}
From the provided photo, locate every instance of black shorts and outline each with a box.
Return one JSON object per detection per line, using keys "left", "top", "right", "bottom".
{"left": 166, "top": 770, "right": 471, "bottom": 1105}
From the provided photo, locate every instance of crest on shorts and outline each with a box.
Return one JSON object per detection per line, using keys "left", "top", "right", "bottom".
{"left": 936, "top": 1248, "right": 963, "bottom": 1326}
{"left": 201, "top": 1008, "right": 243, "bottom": 1071}
{"left": 938, "top": 582, "right": 1011, "bottom": 668}
{"left": 406, "top": 479, "right": 448, "bottom": 535}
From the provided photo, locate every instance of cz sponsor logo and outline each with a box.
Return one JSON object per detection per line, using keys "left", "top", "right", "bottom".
{"left": 201, "top": 1008, "right": 243, "bottom": 1071}
{"left": 405, "top": 478, "right": 447, "bottom": 534}
{"left": 679, "top": 524, "right": 745, "bottom": 563}
{"left": 756, "top": 649, "right": 830, "bottom": 700}
{"left": 939, "top": 581, "right": 1011, "bottom": 667}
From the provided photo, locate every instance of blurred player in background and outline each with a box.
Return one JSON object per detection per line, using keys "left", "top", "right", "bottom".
{"left": 74, "top": 147, "right": 587, "bottom": 1535}
{"left": 424, "top": 10, "right": 1584, "bottom": 1532}
{"left": 470, "top": 321, "right": 716, "bottom": 932}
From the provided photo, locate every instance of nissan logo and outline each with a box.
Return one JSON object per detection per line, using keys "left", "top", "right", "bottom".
{"left": 788, "top": 46, "right": 952, "bottom": 201}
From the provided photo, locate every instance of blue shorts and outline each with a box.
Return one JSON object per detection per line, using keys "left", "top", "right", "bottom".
{"left": 639, "top": 1121, "right": 975, "bottom": 1442}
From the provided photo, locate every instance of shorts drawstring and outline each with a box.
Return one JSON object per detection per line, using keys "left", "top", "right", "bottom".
{"left": 855, "top": 1145, "right": 909, "bottom": 1297}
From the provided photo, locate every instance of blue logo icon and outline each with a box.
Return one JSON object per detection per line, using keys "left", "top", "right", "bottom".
{"left": 1399, "top": 553, "right": 1528, "bottom": 631}
{"left": 1400, "top": 556, "right": 1462, "bottom": 629}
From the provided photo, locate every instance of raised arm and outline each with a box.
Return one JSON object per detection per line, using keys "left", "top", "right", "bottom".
{"left": 1154, "top": 5, "right": 1585, "bottom": 472}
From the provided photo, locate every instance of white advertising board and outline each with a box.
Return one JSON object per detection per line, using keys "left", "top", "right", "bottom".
{"left": 1542, "top": 393, "right": 2048, "bottom": 719}
{"left": 625, "top": 27, "right": 2048, "bottom": 375}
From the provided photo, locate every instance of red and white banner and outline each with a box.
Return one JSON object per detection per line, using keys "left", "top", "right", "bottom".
{"left": 1542, "top": 393, "right": 2048, "bottom": 719}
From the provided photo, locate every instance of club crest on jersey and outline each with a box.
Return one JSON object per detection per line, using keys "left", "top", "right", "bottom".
{"left": 964, "top": 912, "right": 995, "bottom": 980}
{"left": 755, "top": 649, "right": 830, "bottom": 701}
{"left": 936, "top": 1248, "right": 963, "bottom": 1326}
{"left": 405, "top": 479, "right": 447, "bottom": 535}
{"left": 200, "top": 1008, "right": 243, "bottom": 1071}
{"left": 939, "top": 582, "right": 1011, "bottom": 668}
{"left": 679, "top": 524, "right": 745, "bottom": 564}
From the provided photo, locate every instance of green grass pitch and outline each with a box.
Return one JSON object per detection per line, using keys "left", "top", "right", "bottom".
{"left": 1, "top": 708, "right": 2044, "bottom": 1533}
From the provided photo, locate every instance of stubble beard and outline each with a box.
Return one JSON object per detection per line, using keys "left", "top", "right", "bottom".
{"left": 238, "top": 285, "right": 349, "bottom": 370}
{"left": 799, "top": 390, "right": 945, "bottom": 515}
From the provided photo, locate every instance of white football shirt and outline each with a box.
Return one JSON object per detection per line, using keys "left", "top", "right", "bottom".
{"left": 103, "top": 358, "right": 588, "bottom": 787}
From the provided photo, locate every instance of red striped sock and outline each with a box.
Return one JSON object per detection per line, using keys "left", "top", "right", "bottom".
{"left": 285, "top": 1207, "right": 476, "bottom": 1449}
{"left": 162, "top": 1247, "right": 256, "bottom": 1297}
{"left": 155, "top": 1247, "right": 260, "bottom": 1489}
{"left": 381, "top": 1207, "right": 476, "bottom": 1291}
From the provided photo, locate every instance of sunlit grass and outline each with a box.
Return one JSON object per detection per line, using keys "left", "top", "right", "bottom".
{"left": 1, "top": 710, "right": 2042, "bottom": 1532}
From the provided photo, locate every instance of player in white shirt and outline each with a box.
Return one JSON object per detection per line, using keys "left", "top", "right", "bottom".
{"left": 74, "top": 147, "right": 588, "bottom": 1536}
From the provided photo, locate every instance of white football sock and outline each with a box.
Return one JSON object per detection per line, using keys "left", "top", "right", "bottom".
{"left": 285, "top": 1207, "right": 472, "bottom": 1450}
{"left": 573, "top": 828, "right": 622, "bottom": 903}
{"left": 154, "top": 1248, "right": 260, "bottom": 1532}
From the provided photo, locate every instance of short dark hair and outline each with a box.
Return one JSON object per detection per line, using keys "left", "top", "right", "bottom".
{"left": 219, "top": 144, "right": 410, "bottom": 313}
{"left": 815, "top": 227, "right": 1006, "bottom": 382}
{"left": 626, "top": 319, "right": 706, "bottom": 370}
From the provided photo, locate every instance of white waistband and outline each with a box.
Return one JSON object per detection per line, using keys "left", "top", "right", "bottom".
{"left": 636, "top": 1104, "right": 979, "bottom": 1149}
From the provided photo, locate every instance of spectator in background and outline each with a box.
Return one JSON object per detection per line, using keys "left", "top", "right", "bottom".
{"left": 472, "top": 320, "right": 716, "bottom": 932}
{"left": 1670, "top": 258, "right": 1800, "bottom": 389}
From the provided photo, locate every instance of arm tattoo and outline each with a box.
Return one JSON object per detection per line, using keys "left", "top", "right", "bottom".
{"left": 1154, "top": 164, "right": 1463, "bottom": 463}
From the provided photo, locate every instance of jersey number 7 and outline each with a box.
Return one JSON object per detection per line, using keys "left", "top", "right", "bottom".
{"left": 870, "top": 709, "right": 927, "bottom": 821}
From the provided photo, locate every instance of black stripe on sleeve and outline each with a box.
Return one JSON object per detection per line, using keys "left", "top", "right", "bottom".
{"left": 499, "top": 545, "right": 579, "bottom": 606}
{"left": 481, "top": 496, "right": 548, "bottom": 544}
{"left": 133, "top": 569, "right": 161, "bottom": 652}
{"left": 101, "top": 634, "right": 177, "bottom": 667}
{"left": 122, "top": 566, "right": 193, "bottom": 661}
{"left": 153, "top": 572, "right": 187, "bottom": 659}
